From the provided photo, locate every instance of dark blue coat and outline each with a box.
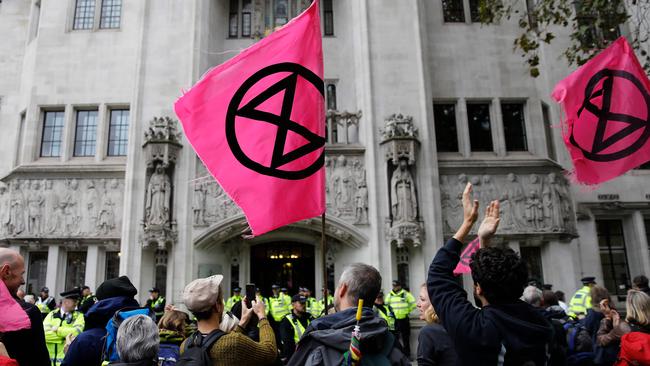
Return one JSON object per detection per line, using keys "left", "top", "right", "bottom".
{"left": 62, "top": 296, "right": 139, "bottom": 366}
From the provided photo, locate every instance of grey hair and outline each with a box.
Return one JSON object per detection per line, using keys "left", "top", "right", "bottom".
{"left": 338, "top": 263, "right": 382, "bottom": 306}
{"left": 116, "top": 315, "right": 159, "bottom": 363}
{"left": 0, "top": 248, "right": 20, "bottom": 269}
{"left": 522, "top": 285, "right": 543, "bottom": 307}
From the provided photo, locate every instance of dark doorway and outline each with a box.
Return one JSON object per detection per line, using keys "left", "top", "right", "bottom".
{"left": 250, "top": 242, "right": 315, "bottom": 298}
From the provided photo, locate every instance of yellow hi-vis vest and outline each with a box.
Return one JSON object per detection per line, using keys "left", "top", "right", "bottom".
{"left": 374, "top": 304, "right": 396, "bottom": 331}
{"left": 225, "top": 295, "right": 242, "bottom": 312}
{"left": 567, "top": 286, "right": 592, "bottom": 318}
{"left": 43, "top": 309, "right": 85, "bottom": 366}
{"left": 286, "top": 313, "right": 310, "bottom": 343}
{"left": 306, "top": 297, "right": 318, "bottom": 316}
{"left": 270, "top": 295, "right": 290, "bottom": 322}
{"left": 386, "top": 289, "right": 416, "bottom": 319}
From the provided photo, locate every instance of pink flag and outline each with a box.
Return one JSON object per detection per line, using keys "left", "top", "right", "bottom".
{"left": 175, "top": 2, "right": 325, "bottom": 236}
{"left": 453, "top": 238, "right": 480, "bottom": 275}
{"left": 552, "top": 37, "right": 650, "bottom": 185}
{"left": 0, "top": 280, "right": 30, "bottom": 332}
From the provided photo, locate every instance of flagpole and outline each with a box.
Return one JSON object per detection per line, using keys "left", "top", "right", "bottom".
{"left": 321, "top": 212, "right": 328, "bottom": 314}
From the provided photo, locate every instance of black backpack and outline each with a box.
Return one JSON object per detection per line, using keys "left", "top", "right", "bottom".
{"left": 176, "top": 329, "right": 226, "bottom": 366}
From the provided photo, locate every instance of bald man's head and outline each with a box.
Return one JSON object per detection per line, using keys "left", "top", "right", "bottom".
{"left": 0, "top": 248, "right": 25, "bottom": 296}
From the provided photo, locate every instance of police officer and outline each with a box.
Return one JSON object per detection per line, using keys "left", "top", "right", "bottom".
{"left": 36, "top": 287, "right": 56, "bottom": 319}
{"left": 269, "top": 285, "right": 291, "bottom": 323}
{"left": 303, "top": 287, "right": 317, "bottom": 317}
{"left": 279, "top": 294, "right": 314, "bottom": 363}
{"left": 225, "top": 287, "right": 242, "bottom": 312}
{"left": 280, "top": 287, "right": 292, "bottom": 306}
{"left": 256, "top": 287, "right": 270, "bottom": 316}
{"left": 43, "top": 288, "right": 85, "bottom": 366}
{"left": 567, "top": 276, "right": 596, "bottom": 319}
{"left": 373, "top": 290, "right": 397, "bottom": 333}
{"left": 312, "top": 288, "right": 334, "bottom": 318}
{"left": 77, "top": 285, "right": 97, "bottom": 314}
{"left": 386, "top": 280, "right": 416, "bottom": 358}
{"left": 145, "top": 287, "right": 166, "bottom": 320}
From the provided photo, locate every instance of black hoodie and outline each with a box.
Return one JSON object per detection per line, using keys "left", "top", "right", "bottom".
{"left": 428, "top": 238, "right": 554, "bottom": 366}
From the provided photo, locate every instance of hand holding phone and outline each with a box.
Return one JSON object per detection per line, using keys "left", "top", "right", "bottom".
{"left": 245, "top": 284, "right": 256, "bottom": 308}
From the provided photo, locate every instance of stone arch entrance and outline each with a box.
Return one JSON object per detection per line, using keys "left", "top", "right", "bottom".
{"left": 250, "top": 241, "right": 315, "bottom": 298}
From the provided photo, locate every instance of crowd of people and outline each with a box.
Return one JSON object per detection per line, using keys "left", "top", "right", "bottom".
{"left": 1, "top": 183, "right": 650, "bottom": 365}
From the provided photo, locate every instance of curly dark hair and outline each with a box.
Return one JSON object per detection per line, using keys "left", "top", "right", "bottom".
{"left": 470, "top": 247, "right": 528, "bottom": 304}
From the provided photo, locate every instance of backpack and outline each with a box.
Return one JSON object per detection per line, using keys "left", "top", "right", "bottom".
{"left": 159, "top": 343, "right": 181, "bottom": 366}
{"left": 176, "top": 329, "right": 226, "bottom": 366}
{"left": 563, "top": 320, "right": 594, "bottom": 366}
{"left": 102, "top": 307, "right": 155, "bottom": 363}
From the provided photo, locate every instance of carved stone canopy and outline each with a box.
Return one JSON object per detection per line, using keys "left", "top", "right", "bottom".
{"left": 385, "top": 219, "right": 424, "bottom": 248}
{"left": 140, "top": 222, "right": 177, "bottom": 250}
{"left": 380, "top": 114, "right": 420, "bottom": 166}
{"left": 143, "top": 116, "right": 183, "bottom": 169}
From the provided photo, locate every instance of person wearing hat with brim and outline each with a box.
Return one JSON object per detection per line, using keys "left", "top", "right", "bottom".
{"left": 303, "top": 287, "right": 317, "bottom": 317}
{"left": 567, "top": 276, "right": 597, "bottom": 319}
{"left": 279, "top": 294, "right": 314, "bottom": 363}
{"left": 77, "top": 285, "right": 97, "bottom": 315}
{"left": 225, "top": 286, "right": 242, "bottom": 312}
{"left": 180, "top": 274, "right": 277, "bottom": 366}
{"left": 385, "top": 280, "right": 416, "bottom": 358}
{"left": 145, "top": 287, "right": 166, "bottom": 320}
{"left": 268, "top": 284, "right": 290, "bottom": 345}
{"left": 61, "top": 276, "right": 139, "bottom": 366}
{"left": 43, "top": 288, "right": 84, "bottom": 366}
{"left": 373, "top": 290, "right": 397, "bottom": 333}
{"left": 36, "top": 286, "right": 57, "bottom": 319}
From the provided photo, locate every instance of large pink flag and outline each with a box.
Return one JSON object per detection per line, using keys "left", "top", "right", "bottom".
{"left": 0, "top": 280, "right": 30, "bottom": 332}
{"left": 552, "top": 37, "right": 650, "bottom": 184}
{"left": 175, "top": 2, "right": 325, "bottom": 236}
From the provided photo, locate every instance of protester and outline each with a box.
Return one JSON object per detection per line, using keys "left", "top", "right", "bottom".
{"left": 36, "top": 286, "right": 57, "bottom": 318}
{"left": 581, "top": 285, "right": 617, "bottom": 365}
{"left": 543, "top": 290, "right": 566, "bottom": 314}
{"left": 158, "top": 310, "right": 188, "bottom": 366}
{"left": 416, "top": 283, "right": 457, "bottom": 366}
{"left": 632, "top": 275, "right": 650, "bottom": 297}
{"left": 110, "top": 315, "right": 159, "bottom": 366}
{"left": 280, "top": 294, "right": 314, "bottom": 363}
{"left": 15, "top": 288, "right": 25, "bottom": 301}
{"left": 427, "top": 183, "right": 553, "bottom": 365}
{"left": 373, "top": 290, "right": 397, "bottom": 333}
{"left": 568, "top": 277, "right": 597, "bottom": 319}
{"left": 62, "top": 275, "right": 140, "bottom": 366}
{"left": 220, "top": 310, "right": 240, "bottom": 333}
{"left": 615, "top": 290, "right": 650, "bottom": 365}
{"left": 0, "top": 248, "right": 50, "bottom": 366}
{"left": 523, "top": 285, "right": 544, "bottom": 307}
{"left": 288, "top": 263, "right": 409, "bottom": 366}
{"left": 556, "top": 290, "right": 569, "bottom": 312}
{"left": 145, "top": 287, "right": 166, "bottom": 320}
{"left": 24, "top": 294, "right": 35, "bottom": 304}
{"left": 540, "top": 290, "right": 570, "bottom": 365}
{"left": 386, "top": 280, "right": 416, "bottom": 358}
{"left": 231, "top": 300, "right": 260, "bottom": 341}
{"left": 180, "top": 274, "right": 277, "bottom": 365}
{"left": 225, "top": 287, "right": 242, "bottom": 312}
{"left": 44, "top": 288, "right": 85, "bottom": 365}
{"left": 78, "top": 285, "right": 98, "bottom": 314}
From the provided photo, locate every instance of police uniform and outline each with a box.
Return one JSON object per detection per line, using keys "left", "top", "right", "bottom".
{"left": 386, "top": 281, "right": 416, "bottom": 357}
{"left": 374, "top": 291, "right": 397, "bottom": 332}
{"left": 78, "top": 286, "right": 97, "bottom": 314}
{"left": 269, "top": 285, "right": 291, "bottom": 322}
{"left": 36, "top": 287, "right": 57, "bottom": 319}
{"left": 43, "top": 289, "right": 85, "bottom": 366}
{"left": 567, "top": 276, "right": 596, "bottom": 318}
{"left": 225, "top": 287, "right": 242, "bottom": 312}
{"left": 279, "top": 295, "right": 314, "bottom": 361}
{"left": 145, "top": 287, "right": 166, "bottom": 320}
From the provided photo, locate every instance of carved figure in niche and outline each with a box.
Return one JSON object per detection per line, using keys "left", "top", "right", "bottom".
{"left": 0, "top": 184, "right": 10, "bottom": 236}
{"left": 27, "top": 180, "right": 44, "bottom": 235}
{"left": 470, "top": 176, "right": 482, "bottom": 203}
{"left": 332, "top": 155, "right": 353, "bottom": 215}
{"left": 354, "top": 181, "right": 368, "bottom": 224}
{"left": 391, "top": 159, "right": 418, "bottom": 223}
{"left": 64, "top": 179, "right": 81, "bottom": 235}
{"left": 352, "top": 158, "right": 365, "bottom": 188}
{"left": 98, "top": 179, "right": 120, "bottom": 234}
{"left": 525, "top": 190, "right": 544, "bottom": 229}
{"left": 500, "top": 173, "right": 525, "bottom": 230}
{"left": 544, "top": 173, "right": 567, "bottom": 231}
{"left": 44, "top": 180, "right": 62, "bottom": 234}
{"left": 325, "top": 157, "right": 333, "bottom": 207}
{"left": 9, "top": 180, "right": 25, "bottom": 235}
{"left": 146, "top": 164, "right": 172, "bottom": 227}
{"left": 481, "top": 175, "right": 498, "bottom": 205}
{"left": 446, "top": 174, "right": 468, "bottom": 231}
{"left": 439, "top": 176, "right": 453, "bottom": 232}
{"left": 84, "top": 180, "right": 99, "bottom": 235}
{"left": 193, "top": 181, "right": 206, "bottom": 226}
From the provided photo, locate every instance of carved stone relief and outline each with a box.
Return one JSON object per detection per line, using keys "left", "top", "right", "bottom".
{"left": 440, "top": 172, "right": 576, "bottom": 235}
{"left": 193, "top": 159, "right": 242, "bottom": 227}
{"left": 326, "top": 155, "right": 368, "bottom": 225}
{"left": 0, "top": 178, "right": 124, "bottom": 239}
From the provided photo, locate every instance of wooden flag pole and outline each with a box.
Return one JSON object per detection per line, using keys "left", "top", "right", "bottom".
{"left": 321, "top": 212, "right": 328, "bottom": 314}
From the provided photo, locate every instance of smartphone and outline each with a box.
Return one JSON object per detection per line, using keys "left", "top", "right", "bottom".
{"left": 245, "top": 284, "right": 256, "bottom": 308}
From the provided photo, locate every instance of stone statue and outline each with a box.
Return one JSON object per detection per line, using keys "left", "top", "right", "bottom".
{"left": 446, "top": 174, "right": 468, "bottom": 231}
{"left": 47, "top": 181, "right": 65, "bottom": 234}
{"left": 544, "top": 173, "right": 566, "bottom": 231}
{"left": 0, "top": 184, "right": 10, "bottom": 236}
{"left": 354, "top": 182, "right": 368, "bottom": 225}
{"left": 390, "top": 159, "right": 418, "bottom": 223}
{"left": 98, "top": 179, "right": 120, "bottom": 234}
{"left": 9, "top": 180, "right": 25, "bottom": 235}
{"left": 525, "top": 190, "right": 544, "bottom": 230}
{"left": 64, "top": 179, "right": 81, "bottom": 235}
{"left": 332, "top": 155, "right": 353, "bottom": 215}
{"left": 193, "top": 181, "right": 206, "bottom": 226}
{"left": 481, "top": 175, "right": 498, "bottom": 206}
{"left": 27, "top": 180, "right": 44, "bottom": 235}
{"left": 84, "top": 180, "right": 99, "bottom": 235}
{"left": 146, "top": 164, "right": 172, "bottom": 227}
{"left": 325, "top": 157, "right": 333, "bottom": 207}
{"left": 500, "top": 173, "right": 525, "bottom": 230}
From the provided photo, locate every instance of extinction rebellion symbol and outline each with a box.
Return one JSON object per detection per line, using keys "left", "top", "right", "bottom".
{"left": 570, "top": 69, "right": 650, "bottom": 162}
{"left": 226, "top": 62, "right": 326, "bottom": 180}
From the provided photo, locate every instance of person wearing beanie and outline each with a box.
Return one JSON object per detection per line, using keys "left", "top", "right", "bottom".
{"left": 61, "top": 276, "right": 139, "bottom": 366}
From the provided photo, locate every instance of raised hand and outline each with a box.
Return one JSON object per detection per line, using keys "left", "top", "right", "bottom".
{"left": 478, "top": 200, "right": 500, "bottom": 247}
{"left": 453, "top": 183, "right": 479, "bottom": 243}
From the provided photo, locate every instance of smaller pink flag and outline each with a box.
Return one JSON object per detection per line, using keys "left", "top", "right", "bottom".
{"left": 0, "top": 280, "right": 30, "bottom": 332}
{"left": 454, "top": 238, "right": 480, "bottom": 275}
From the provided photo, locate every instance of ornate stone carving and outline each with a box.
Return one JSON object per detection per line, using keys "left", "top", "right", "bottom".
{"left": 192, "top": 159, "right": 242, "bottom": 227}
{"left": 381, "top": 114, "right": 423, "bottom": 248}
{"left": 0, "top": 178, "right": 125, "bottom": 239}
{"left": 145, "top": 164, "right": 172, "bottom": 228}
{"left": 143, "top": 116, "right": 182, "bottom": 169}
{"left": 440, "top": 172, "right": 577, "bottom": 235}
{"left": 326, "top": 110, "right": 362, "bottom": 144}
{"left": 325, "top": 155, "right": 368, "bottom": 225}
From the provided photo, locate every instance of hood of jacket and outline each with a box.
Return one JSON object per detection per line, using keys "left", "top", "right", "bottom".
{"left": 485, "top": 301, "right": 554, "bottom": 357}
{"left": 85, "top": 296, "right": 140, "bottom": 330}
{"left": 620, "top": 332, "right": 650, "bottom": 363}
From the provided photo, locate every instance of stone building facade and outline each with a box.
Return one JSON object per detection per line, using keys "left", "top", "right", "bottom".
{"left": 1, "top": 0, "right": 649, "bottom": 343}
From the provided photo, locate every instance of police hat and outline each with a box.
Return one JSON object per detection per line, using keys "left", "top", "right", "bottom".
{"left": 149, "top": 287, "right": 160, "bottom": 293}
{"left": 377, "top": 290, "right": 385, "bottom": 297}
{"left": 233, "top": 287, "right": 241, "bottom": 292}
{"left": 41, "top": 287, "right": 49, "bottom": 293}
{"left": 291, "top": 294, "right": 307, "bottom": 303}
{"left": 581, "top": 277, "right": 596, "bottom": 284}
{"left": 392, "top": 280, "right": 401, "bottom": 286}
{"left": 280, "top": 287, "right": 288, "bottom": 292}
{"left": 272, "top": 284, "right": 281, "bottom": 289}
{"left": 60, "top": 288, "right": 81, "bottom": 300}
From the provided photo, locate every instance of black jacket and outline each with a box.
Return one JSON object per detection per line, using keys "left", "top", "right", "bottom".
{"left": 2, "top": 298, "right": 51, "bottom": 366}
{"left": 280, "top": 311, "right": 314, "bottom": 360}
{"left": 417, "top": 323, "right": 458, "bottom": 366}
{"left": 428, "top": 238, "right": 554, "bottom": 366}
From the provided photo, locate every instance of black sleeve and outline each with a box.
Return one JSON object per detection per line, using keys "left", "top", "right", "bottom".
{"left": 427, "top": 238, "right": 495, "bottom": 349}
{"left": 26, "top": 303, "right": 51, "bottom": 366}
{"left": 153, "top": 298, "right": 166, "bottom": 313}
{"left": 145, "top": 298, "right": 153, "bottom": 308}
{"left": 47, "top": 297, "right": 57, "bottom": 310}
{"left": 417, "top": 327, "right": 437, "bottom": 366}
{"left": 279, "top": 317, "right": 296, "bottom": 359}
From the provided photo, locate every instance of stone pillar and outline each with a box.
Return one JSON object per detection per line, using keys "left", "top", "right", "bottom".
{"left": 575, "top": 213, "right": 604, "bottom": 293}
{"left": 85, "top": 245, "right": 101, "bottom": 290}
{"left": 629, "top": 211, "right": 650, "bottom": 277}
{"left": 46, "top": 245, "right": 61, "bottom": 297}
{"left": 541, "top": 240, "right": 575, "bottom": 295}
